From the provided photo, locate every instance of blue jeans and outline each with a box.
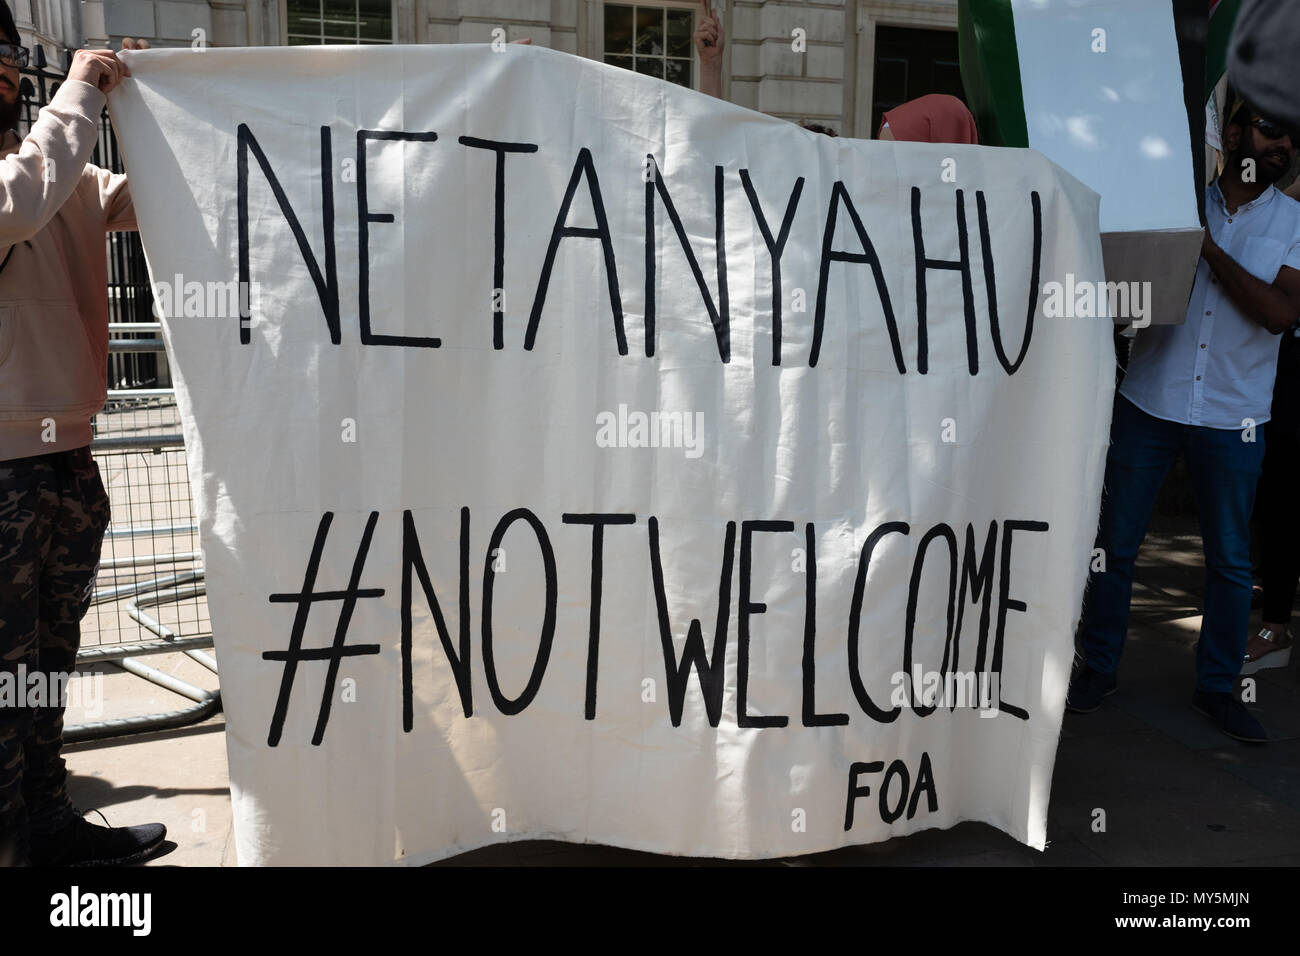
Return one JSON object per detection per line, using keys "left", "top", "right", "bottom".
{"left": 1078, "top": 396, "right": 1265, "bottom": 693}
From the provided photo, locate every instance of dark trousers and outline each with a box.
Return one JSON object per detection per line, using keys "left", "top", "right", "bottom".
{"left": 1257, "top": 335, "right": 1300, "bottom": 627}
{"left": 0, "top": 446, "right": 110, "bottom": 864}
{"left": 1257, "top": 431, "right": 1300, "bottom": 623}
{"left": 1078, "top": 396, "right": 1265, "bottom": 693}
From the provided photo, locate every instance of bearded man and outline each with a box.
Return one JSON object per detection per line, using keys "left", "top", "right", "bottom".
{"left": 1067, "top": 99, "right": 1300, "bottom": 743}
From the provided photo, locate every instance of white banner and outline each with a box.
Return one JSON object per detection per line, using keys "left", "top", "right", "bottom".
{"left": 109, "top": 44, "right": 1114, "bottom": 865}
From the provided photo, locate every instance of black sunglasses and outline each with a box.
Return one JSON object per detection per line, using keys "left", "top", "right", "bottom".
{"left": 1249, "top": 117, "right": 1293, "bottom": 141}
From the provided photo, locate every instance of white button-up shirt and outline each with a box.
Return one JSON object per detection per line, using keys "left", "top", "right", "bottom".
{"left": 1119, "top": 181, "right": 1300, "bottom": 429}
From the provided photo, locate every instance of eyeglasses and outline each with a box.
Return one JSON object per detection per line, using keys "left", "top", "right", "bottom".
{"left": 0, "top": 43, "right": 28, "bottom": 69}
{"left": 1249, "top": 117, "right": 1293, "bottom": 141}
{"left": 0, "top": 43, "right": 28, "bottom": 68}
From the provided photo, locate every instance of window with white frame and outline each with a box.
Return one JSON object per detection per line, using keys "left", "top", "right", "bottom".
{"left": 603, "top": 3, "right": 696, "bottom": 89}
{"left": 286, "top": 0, "right": 393, "bottom": 44}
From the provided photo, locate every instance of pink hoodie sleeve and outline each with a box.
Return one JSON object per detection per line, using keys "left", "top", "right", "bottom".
{"left": 94, "top": 166, "right": 136, "bottom": 232}
{"left": 0, "top": 78, "right": 107, "bottom": 247}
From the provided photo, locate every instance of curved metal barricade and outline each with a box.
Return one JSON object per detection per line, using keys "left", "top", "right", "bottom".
{"left": 68, "top": 384, "right": 222, "bottom": 742}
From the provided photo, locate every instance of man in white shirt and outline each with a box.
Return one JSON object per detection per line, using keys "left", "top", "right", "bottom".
{"left": 1068, "top": 100, "right": 1300, "bottom": 742}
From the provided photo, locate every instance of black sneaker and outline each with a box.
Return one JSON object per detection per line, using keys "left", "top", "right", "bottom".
{"left": 1192, "top": 690, "right": 1268, "bottom": 743}
{"left": 1065, "top": 665, "right": 1118, "bottom": 713}
{"left": 29, "top": 810, "right": 167, "bottom": 867}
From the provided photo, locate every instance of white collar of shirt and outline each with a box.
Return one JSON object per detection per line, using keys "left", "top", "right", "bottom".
{"left": 1208, "top": 178, "right": 1278, "bottom": 215}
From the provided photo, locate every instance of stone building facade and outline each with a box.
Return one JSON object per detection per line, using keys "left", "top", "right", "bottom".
{"left": 17, "top": 0, "right": 968, "bottom": 138}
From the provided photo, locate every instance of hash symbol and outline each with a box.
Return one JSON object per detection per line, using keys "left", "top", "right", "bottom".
{"left": 264, "top": 511, "right": 384, "bottom": 746}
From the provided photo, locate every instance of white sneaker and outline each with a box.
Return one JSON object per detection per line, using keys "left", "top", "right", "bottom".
{"left": 1240, "top": 627, "right": 1293, "bottom": 675}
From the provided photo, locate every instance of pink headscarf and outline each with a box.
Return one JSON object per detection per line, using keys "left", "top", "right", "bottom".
{"left": 880, "top": 94, "right": 979, "bottom": 145}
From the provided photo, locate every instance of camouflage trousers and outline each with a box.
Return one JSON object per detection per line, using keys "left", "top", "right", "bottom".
{"left": 0, "top": 446, "right": 109, "bottom": 864}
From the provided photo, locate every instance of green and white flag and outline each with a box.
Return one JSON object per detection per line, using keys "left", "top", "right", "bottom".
{"left": 1205, "top": 0, "right": 1240, "bottom": 154}
{"left": 961, "top": 0, "right": 1204, "bottom": 326}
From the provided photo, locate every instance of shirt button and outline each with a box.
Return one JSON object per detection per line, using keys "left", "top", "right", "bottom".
{"left": 1196, "top": 375, "right": 1202, "bottom": 381}
{"left": 1206, "top": 310, "right": 1212, "bottom": 315}
{"left": 1228, "top": 217, "right": 1233, "bottom": 222}
{"left": 1200, "top": 343, "right": 1207, "bottom": 349}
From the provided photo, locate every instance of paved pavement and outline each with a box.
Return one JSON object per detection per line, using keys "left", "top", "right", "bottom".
{"left": 59, "top": 516, "right": 1300, "bottom": 866}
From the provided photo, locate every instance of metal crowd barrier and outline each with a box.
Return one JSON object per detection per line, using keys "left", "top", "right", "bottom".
{"left": 67, "top": 371, "right": 221, "bottom": 741}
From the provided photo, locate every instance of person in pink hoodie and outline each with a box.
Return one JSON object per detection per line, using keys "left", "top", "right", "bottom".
{"left": 0, "top": 4, "right": 164, "bottom": 866}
